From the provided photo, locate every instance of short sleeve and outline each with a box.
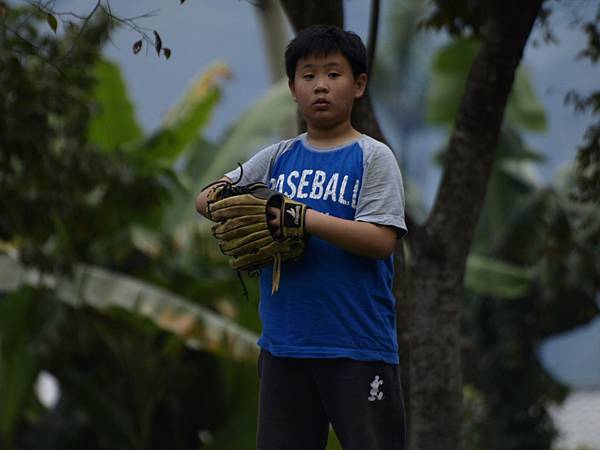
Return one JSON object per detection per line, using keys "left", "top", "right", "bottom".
{"left": 224, "top": 143, "right": 278, "bottom": 185}
{"left": 354, "top": 139, "right": 407, "bottom": 238}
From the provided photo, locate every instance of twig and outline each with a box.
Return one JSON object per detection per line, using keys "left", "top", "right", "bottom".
{"left": 6, "top": 24, "right": 70, "bottom": 81}
{"left": 6, "top": 0, "right": 169, "bottom": 77}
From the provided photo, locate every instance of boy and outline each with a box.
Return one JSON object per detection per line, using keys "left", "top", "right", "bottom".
{"left": 196, "top": 25, "right": 407, "bottom": 450}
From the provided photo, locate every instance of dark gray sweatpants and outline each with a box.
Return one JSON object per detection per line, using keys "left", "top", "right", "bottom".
{"left": 256, "top": 350, "right": 406, "bottom": 450}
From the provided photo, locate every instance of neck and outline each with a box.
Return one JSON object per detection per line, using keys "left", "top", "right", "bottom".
{"left": 306, "top": 121, "right": 360, "bottom": 149}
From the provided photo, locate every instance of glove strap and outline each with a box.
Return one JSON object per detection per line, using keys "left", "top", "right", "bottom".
{"left": 272, "top": 252, "right": 282, "bottom": 294}
{"left": 279, "top": 197, "right": 308, "bottom": 240}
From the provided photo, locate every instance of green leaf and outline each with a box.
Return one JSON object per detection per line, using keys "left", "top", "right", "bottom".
{"left": 130, "top": 64, "right": 228, "bottom": 167}
{"left": 46, "top": 13, "right": 57, "bottom": 33}
{"left": 495, "top": 126, "right": 545, "bottom": 162}
{"left": 426, "top": 38, "right": 547, "bottom": 131}
{"left": 475, "top": 125, "right": 543, "bottom": 238}
{"left": 465, "top": 254, "right": 533, "bottom": 299}
{"left": 505, "top": 67, "right": 547, "bottom": 132}
{"left": 0, "top": 255, "right": 259, "bottom": 362}
{"left": 425, "top": 38, "right": 479, "bottom": 124}
{"left": 0, "top": 349, "right": 37, "bottom": 444}
{"left": 199, "top": 77, "right": 296, "bottom": 186}
{"left": 60, "top": 366, "right": 136, "bottom": 444}
{"left": 161, "top": 137, "right": 218, "bottom": 232}
{"left": 130, "top": 225, "right": 162, "bottom": 256}
{"left": 167, "top": 78, "right": 296, "bottom": 237}
{"left": 0, "top": 289, "right": 40, "bottom": 446}
{"left": 87, "top": 59, "right": 143, "bottom": 151}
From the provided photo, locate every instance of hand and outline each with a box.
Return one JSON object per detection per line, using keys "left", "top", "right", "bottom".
{"left": 267, "top": 206, "right": 281, "bottom": 236}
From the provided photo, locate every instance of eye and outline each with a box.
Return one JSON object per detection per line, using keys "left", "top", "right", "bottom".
{"left": 302, "top": 73, "right": 314, "bottom": 80}
{"left": 328, "top": 72, "right": 340, "bottom": 79}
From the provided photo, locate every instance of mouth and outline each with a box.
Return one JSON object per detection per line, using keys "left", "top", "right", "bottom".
{"left": 313, "top": 98, "right": 330, "bottom": 110}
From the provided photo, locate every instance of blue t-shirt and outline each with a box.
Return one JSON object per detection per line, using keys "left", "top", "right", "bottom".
{"left": 225, "top": 134, "right": 407, "bottom": 364}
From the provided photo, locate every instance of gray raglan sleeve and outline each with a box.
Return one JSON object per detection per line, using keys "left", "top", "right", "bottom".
{"left": 354, "top": 141, "right": 407, "bottom": 238}
{"left": 223, "top": 143, "right": 280, "bottom": 185}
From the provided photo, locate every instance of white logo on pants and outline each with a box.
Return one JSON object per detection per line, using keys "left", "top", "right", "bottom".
{"left": 368, "top": 375, "right": 384, "bottom": 401}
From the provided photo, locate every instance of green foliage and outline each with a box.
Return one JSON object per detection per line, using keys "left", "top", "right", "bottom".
{"left": 568, "top": 3, "right": 600, "bottom": 203}
{"left": 475, "top": 126, "right": 544, "bottom": 242}
{"left": 463, "top": 384, "right": 487, "bottom": 450}
{"left": 0, "top": 5, "right": 265, "bottom": 449}
{"left": 1, "top": 289, "right": 235, "bottom": 450}
{"left": 554, "top": 447, "right": 600, "bottom": 450}
{"left": 506, "top": 66, "right": 548, "bottom": 132}
{"left": 422, "top": 0, "right": 487, "bottom": 37}
{"left": 128, "top": 70, "right": 223, "bottom": 170}
{"left": 465, "top": 255, "right": 532, "bottom": 299}
{"left": 87, "top": 60, "right": 143, "bottom": 151}
{"left": 166, "top": 77, "right": 296, "bottom": 244}
{"left": 198, "top": 78, "right": 296, "bottom": 187}
{"left": 464, "top": 184, "right": 600, "bottom": 450}
{"left": 426, "top": 38, "right": 547, "bottom": 131}
{"left": 0, "top": 7, "right": 170, "bottom": 272}
{"left": 0, "top": 2, "right": 315, "bottom": 446}
{"left": 0, "top": 288, "right": 45, "bottom": 448}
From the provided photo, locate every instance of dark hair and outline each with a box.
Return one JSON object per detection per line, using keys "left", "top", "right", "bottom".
{"left": 285, "top": 25, "right": 367, "bottom": 81}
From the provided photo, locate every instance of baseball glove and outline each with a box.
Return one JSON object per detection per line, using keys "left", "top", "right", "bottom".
{"left": 205, "top": 181, "right": 309, "bottom": 294}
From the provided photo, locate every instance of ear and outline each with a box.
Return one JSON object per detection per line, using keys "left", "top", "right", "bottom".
{"left": 354, "top": 73, "right": 368, "bottom": 99}
{"left": 288, "top": 79, "right": 297, "bottom": 102}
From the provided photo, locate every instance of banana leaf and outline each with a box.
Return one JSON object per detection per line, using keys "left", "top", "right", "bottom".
{"left": 127, "top": 64, "right": 229, "bottom": 168}
{"left": 465, "top": 254, "right": 533, "bottom": 299}
{"left": 199, "top": 77, "right": 296, "bottom": 187}
{"left": 87, "top": 59, "right": 143, "bottom": 152}
{"left": 0, "top": 255, "right": 259, "bottom": 362}
{"left": 168, "top": 78, "right": 296, "bottom": 237}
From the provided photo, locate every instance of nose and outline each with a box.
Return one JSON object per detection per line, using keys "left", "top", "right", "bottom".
{"left": 314, "top": 76, "right": 329, "bottom": 93}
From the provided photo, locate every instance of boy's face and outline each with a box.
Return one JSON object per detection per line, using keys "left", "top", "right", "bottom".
{"left": 289, "top": 52, "right": 367, "bottom": 131}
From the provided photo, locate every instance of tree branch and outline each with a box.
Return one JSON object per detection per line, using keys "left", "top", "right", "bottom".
{"left": 279, "top": 0, "right": 343, "bottom": 32}
{"left": 367, "top": 0, "right": 380, "bottom": 75}
{"left": 16, "top": 0, "right": 164, "bottom": 60}
{"left": 4, "top": 24, "right": 70, "bottom": 81}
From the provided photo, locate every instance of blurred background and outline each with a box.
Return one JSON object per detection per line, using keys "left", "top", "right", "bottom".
{"left": 1, "top": 1, "right": 599, "bottom": 449}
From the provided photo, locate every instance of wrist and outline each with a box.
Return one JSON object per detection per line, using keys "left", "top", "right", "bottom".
{"left": 304, "top": 208, "right": 321, "bottom": 236}
{"left": 276, "top": 196, "right": 310, "bottom": 240}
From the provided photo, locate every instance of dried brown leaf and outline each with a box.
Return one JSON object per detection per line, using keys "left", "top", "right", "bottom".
{"left": 132, "top": 39, "right": 143, "bottom": 55}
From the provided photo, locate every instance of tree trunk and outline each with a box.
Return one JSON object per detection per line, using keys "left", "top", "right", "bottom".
{"left": 396, "top": 2, "right": 544, "bottom": 450}
{"left": 279, "top": 0, "right": 343, "bottom": 30}
{"left": 255, "top": 0, "right": 288, "bottom": 83}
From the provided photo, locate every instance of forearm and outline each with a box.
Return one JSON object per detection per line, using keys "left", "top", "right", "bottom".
{"left": 304, "top": 209, "right": 396, "bottom": 260}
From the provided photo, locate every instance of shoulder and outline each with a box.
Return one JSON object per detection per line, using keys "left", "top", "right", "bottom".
{"left": 225, "top": 135, "right": 303, "bottom": 184}
{"left": 356, "top": 134, "right": 398, "bottom": 168}
{"left": 273, "top": 135, "right": 303, "bottom": 156}
{"left": 258, "top": 135, "right": 302, "bottom": 161}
